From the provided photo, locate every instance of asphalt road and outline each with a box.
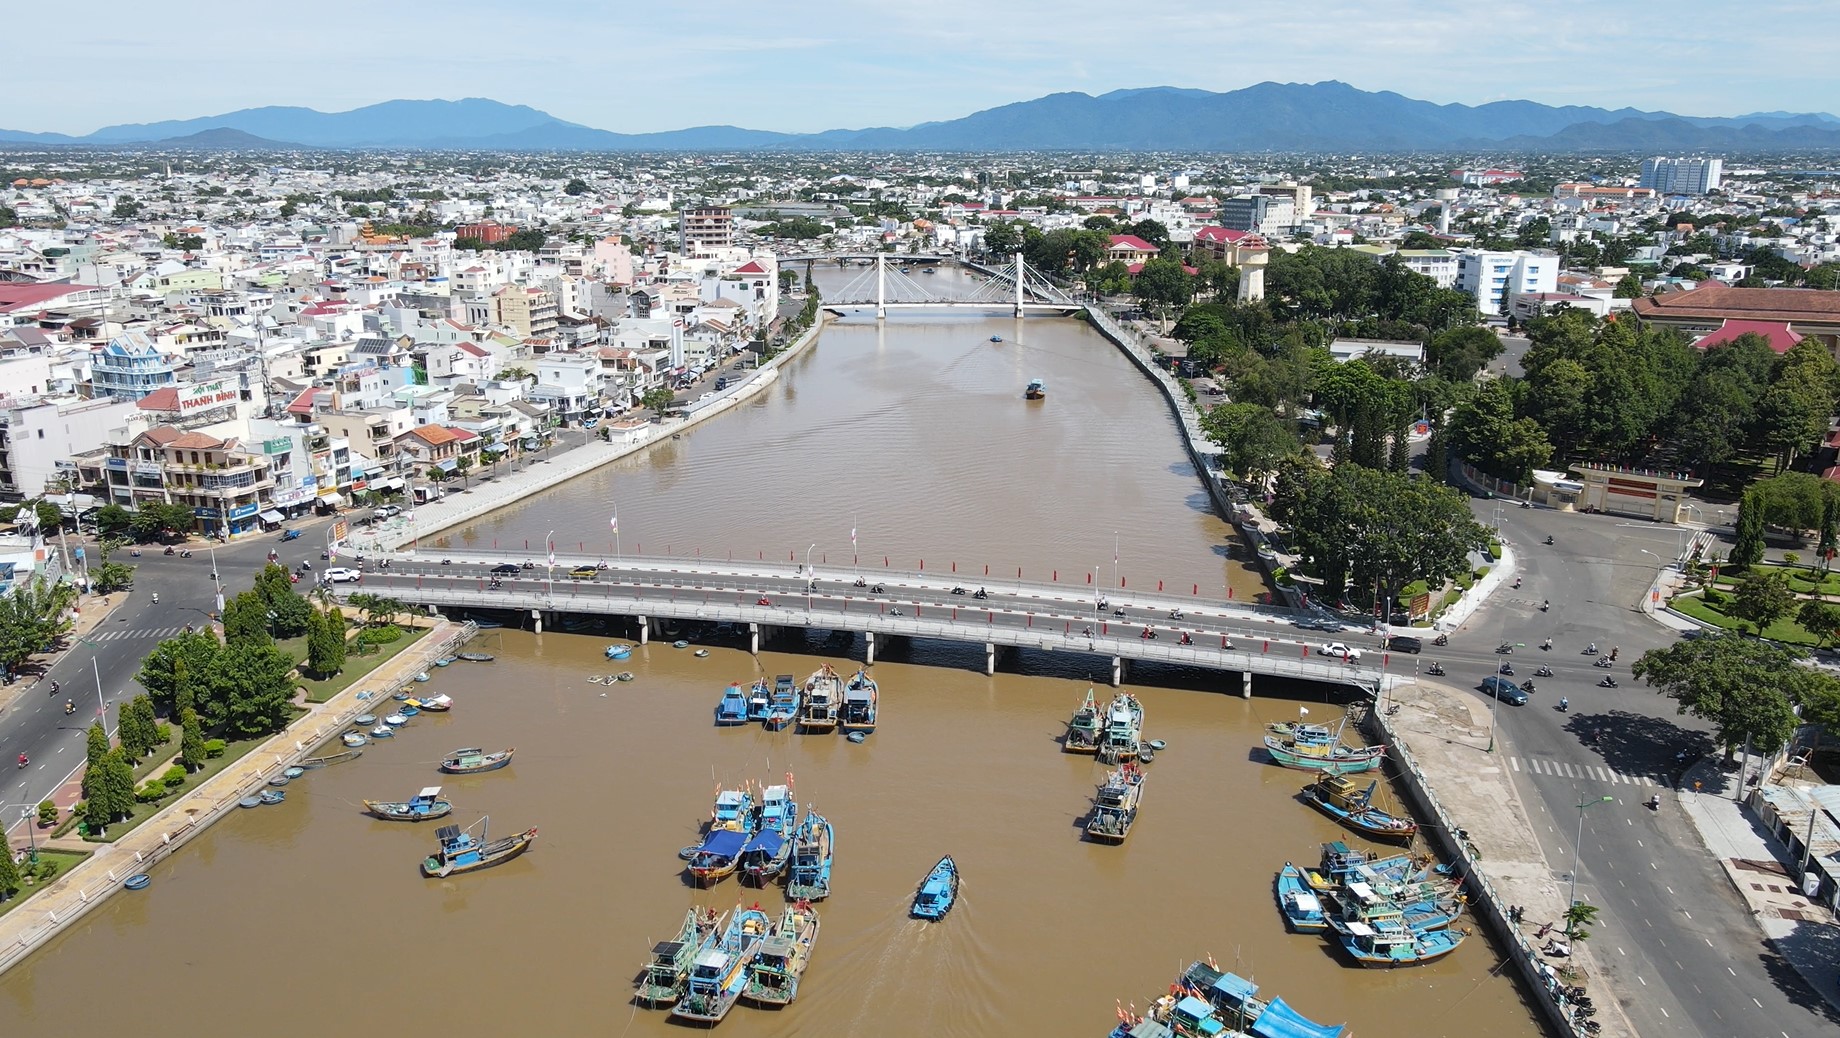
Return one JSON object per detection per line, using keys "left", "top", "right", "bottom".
{"left": 0, "top": 516, "right": 346, "bottom": 836}
{"left": 1463, "top": 501, "right": 1834, "bottom": 1038}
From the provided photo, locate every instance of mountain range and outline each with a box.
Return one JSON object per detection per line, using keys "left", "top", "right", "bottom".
{"left": 4, "top": 83, "right": 1839, "bottom": 152}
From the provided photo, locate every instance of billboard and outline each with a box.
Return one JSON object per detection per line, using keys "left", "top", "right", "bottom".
{"left": 178, "top": 380, "right": 241, "bottom": 416}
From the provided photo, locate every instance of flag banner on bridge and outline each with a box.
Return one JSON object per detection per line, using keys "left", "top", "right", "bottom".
{"left": 609, "top": 513, "right": 618, "bottom": 532}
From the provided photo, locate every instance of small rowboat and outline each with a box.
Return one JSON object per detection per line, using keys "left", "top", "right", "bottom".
{"left": 673, "top": 640, "right": 691, "bottom": 649}
{"left": 258, "top": 789, "right": 286, "bottom": 805}
{"left": 606, "top": 644, "right": 634, "bottom": 660}
{"left": 365, "top": 786, "right": 454, "bottom": 822}
{"left": 434, "top": 655, "right": 458, "bottom": 667}
{"left": 399, "top": 704, "right": 421, "bottom": 717}
{"left": 342, "top": 731, "right": 368, "bottom": 747}
{"left": 354, "top": 714, "right": 377, "bottom": 726}
{"left": 617, "top": 672, "right": 635, "bottom": 682}
{"left": 415, "top": 693, "right": 453, "bottom": 711}
{"left": 846, "top": 731, "right": 867, "bottom": 743}
{"left": 694, "top": 649, "right": 710, "bottom": 658}
{"left": 456, "top": 652, "right": 495, "bottom": 663}
{"left": 440, "top": 747, "right": 515, "bottom": 774}
{"left": 416, "top": 671, "right": 432, "bottom": 682}
{"left": 393, "top": 691, "right": 414, "bottom": 701}
{"left": 283, "top": 766, "right": 305, "bottom": 779}
{"left": 267, "top": 775, "right": 290, "bottom": 787}
{"left": 124, "top": 873, "right": 151, "bottom": 890}
{"left": 238, "top": 796, "right": 262, "bottom": 808}
{"left": 370, "top": 725, "right": 395, "bottom": 739}
{"left": 384, "top": 713, "right": 409, "bottom": 726}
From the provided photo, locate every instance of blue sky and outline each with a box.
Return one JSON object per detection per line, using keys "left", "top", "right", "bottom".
{"left": 6, "top": 0, "right": 1834, "bottom": 133}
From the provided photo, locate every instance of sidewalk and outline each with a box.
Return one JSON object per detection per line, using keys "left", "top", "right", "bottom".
{"left": 1373, "top": 680, "right": 1636, "bottom": 1038}
{"left": 1678, "top": 762, "right": 1840, "bottom": 1014}
{"left": 0, "top": 619, "right": 467, "bottom": 974}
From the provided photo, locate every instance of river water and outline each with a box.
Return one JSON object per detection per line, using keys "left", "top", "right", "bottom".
{"left": 0, "top": 268, "right": 1547, "bottom": 1038}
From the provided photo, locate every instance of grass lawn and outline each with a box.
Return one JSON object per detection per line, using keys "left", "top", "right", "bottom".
{"left": 81, "top": 731, "right": 272, "bottom": 844}
{"left": 1668, "top": 594, "right": 1822, "bottom": 646}
{"left": 1709, "top": 564, "right": 1840, "bottom": 598}
{"left": 0, "top": 850, "right": 92, "bottom": 919}
{"left": 130, "top": 733, "right": 182, "bottom": 781}
{"left": 292, "top": 626, "right": 429, "bottom": 704}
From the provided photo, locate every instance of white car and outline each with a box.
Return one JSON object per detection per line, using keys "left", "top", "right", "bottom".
{"left": 373, "top": 504, "right": 401, "bottom": 519}
{"left": 1319, "top": 642, "right": 1363, "bottom": 662}
{"left": 324, "top": 567, "right": 363, "bottom": 584}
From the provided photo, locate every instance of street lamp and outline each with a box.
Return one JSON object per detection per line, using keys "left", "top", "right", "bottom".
{"left": 4, "top": 805, "right": 38, "bottom": 865}
{"left": 545, "top": 529, "right": 556, "bottom": 599}
{"left": 1568, "top": 795, "right": 1616, "bottom": 919}
{"left": 805, "top": 543, "right": 816, "bottom": 612}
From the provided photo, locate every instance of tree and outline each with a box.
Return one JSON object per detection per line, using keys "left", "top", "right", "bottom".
{"left": 1730, "top": 487, "right": 1766, "bottom": 570}
{"left": 453, "top": 455, "right": 473, "bottom": 490}
{"left": 118, "top": 694, "right": 160, "bottom": 759}
{"left": 980, "top": 220, "right": 1021, "bottom": 257}
{"left": 1631, "top": 636, "right": 1806, "bottom": 757}
{"left": 1562, "top": 901, "right": 1600, "bottom": 941}
{"left": 94, "top": 503, "right": 133, "bottom": 538}
{"left": 1613, "top": 273, "right": 1644, "bottom": 298}
{"left": 499, "top": 366, "right": 534, "bottom": 384}
{"left": 1444, "top": 379, "right": 1552, "bottom": 483}
{"left": 113, "top": 196, "right": 142, "bottom": 220}
{"left": 90, "top": 536, "right": 136, "bottom": 594}
{"left": 305, "top": 604, "right": 346, "bottom": 679}
{"left": 1820, "top": 496, "right": 1839, "bottom": 568}
{"left": 104, "top": 748, "right": 135, "bottom": 820}
{"left": 642, "top": 387, "right": 676, "bottom": 418}
{"left": 86, "top": 721, "right": 110, "bottom": 769}
{"left": 1730, "top": 571, "right": 1794, "bottom": 636}
{"left": 563, "top": 178, "right": 589, "bottom": 196}
{"left": 178, "top": 707, "right": 206, "bottom": 771}
{"left": 1797, "top": 599, "right": 1840, "bottom": 648}
{"left": 1425, "top": 326, "right": 1504, "bottom": 382}
{"left": 208, "top": 644, "right": 299, "bottom": 737}
{"left": 253, "top": 564, "right": 311, "bottom": 638}
{"left": 221, "top": 590, "right": 273, "bottom": 650}
{"left": 1200, "top": 403, "right": 1301, "bottom": 486}
{"left": 136, "top": 628, "right": 220, "bottom": 717}
{"left": 1132, "top": 256, "right": 1195, "bottom": 312}
{"left": 0, "top": 576, "right": 74, "bottom": 681}
{"left": 0, "top": 844, "right": 18, "bottom": 900}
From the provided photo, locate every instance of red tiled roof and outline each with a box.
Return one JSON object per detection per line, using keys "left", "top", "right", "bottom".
{"left": 1631, "top": 281, "right": 1840, "bottom": 325}
{"left": 405, "top": 423, "right": 462, "bottom": 446}
{"left": 1193, "top": 226, "right": 1253, "bottom": 244}
{"left": 730, "top": 261, "right": 767, "bottom": 275}
{"left": 168, "top": 432, "right": 226, "bottom": 450}
{"left": 136, "top": 387, "right": 181, "bottom": 412}
{"left": 0, "top": 282, "right": 99, "bottom": 313}
{"left": 1109, "top": 235, "right": 1158, "bottom": 252}
{"left": 1693, "top": 318, "right": 1804, "bottom": 354}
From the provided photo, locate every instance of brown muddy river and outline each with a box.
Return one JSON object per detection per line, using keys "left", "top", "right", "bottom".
{"left": 0, "top": 275, "right": 1545, "bottom": 1037}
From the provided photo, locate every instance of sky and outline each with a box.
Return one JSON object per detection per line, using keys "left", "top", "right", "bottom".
{"left": 5, "top": 0, "right": 1836, "bottom": 134}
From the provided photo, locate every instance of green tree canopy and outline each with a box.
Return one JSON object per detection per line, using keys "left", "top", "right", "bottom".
{"left": 1201, "top": 403, "right": 1302, "bottom": 486}
{"left": 1630, "top": 636, "right": 1818, "bottom": 756}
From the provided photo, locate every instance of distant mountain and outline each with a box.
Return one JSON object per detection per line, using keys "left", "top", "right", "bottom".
{"left": 2, "top": 86, "right": 1838, "bottom": 152}
{"left": 154, "top": 127, "right": 302, "bottom": 150}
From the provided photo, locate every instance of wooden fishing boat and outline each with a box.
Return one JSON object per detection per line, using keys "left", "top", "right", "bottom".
{"left": 455, "top": 652, "right": 495, "bottom": 662}
{"left": 1328, "top": 914, "right": 1468, "bottom": 967}
{"left": 765, "top": 676, "right": 800, "bottom": 731}
{"left": 1302, "top": 773, "right": 1418, "bottom": 843}
{"left": 742, "top": 901, "right": 820, "bottom": 1007}
{"left": 410, "top": 693, "right": 453, "bottom": 712}
{"left": 709, "top": 786, "right": 755, "bottom": 833}
{"left": 744, "top": 678, "right": 773, "bottom": 724}
{"left": 739, "top": 782, "right": 797, "bottom": 885}
{"left": 1063, "top": 688, "right": 1101, "bottom": 754}
{"left": 635, "top": 907, "right": 724, "bottom": 1007}
{"left": 798, "top": 665, "right": 842, "bottom": 732}
{"left": 1024, "top": 378, "right": 1046, "bottom": 400}
{"left": 421, "top": 816, "right": 538, "bottom": 878}
{"left": 687, "top": 829, "right": 747, "bottom": 887}
{"left": 298, "top": 748, "right": 362, "bottom": 768}
{"left": 1096, "top": 692, "right": 1144, "bottom": 763}
{"left": 840, "top": 668, "right": 878, "bottom": 734}
{"left": 1085, "top": 762, "right": 1145, "bottom": 844}
{"left": 1329, "top": 873, "right": 1465, "bottom": 933}
{"left": 1263, "top": 714, "right": 1384, "bottom": 772}
{"left": 784, "top": 809, "right": 834, "bottom": 900}
{"left": 1276, "top": 861, "right": 1329, "bottom": 932}
{"left": 364, "top": 786, "right": 454, "bottom": 822}
{"left": 439, "top": 746, "right": 514, "bottom": 774}
{"left": 1118, "top": 961, "right": 1347, "bottom": 1038}
{"left": 911, "top": 855, "right": 959, "bottom": 920}
{"left": 669, "top": 905, "right": 771, "bottom": 1024}
{"left": 714, "top": 684, "right": 750, "bottom": 726}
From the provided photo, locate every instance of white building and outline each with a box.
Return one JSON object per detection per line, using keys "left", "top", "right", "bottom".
{"left": 1396, "top": 249, "right": 1459, "bottom": 289}
{"left": 1455, "top": 249, "right": 1560, "bottom": 316}
{"left": 0, "top": 395, "right": 137, "bottom": 497}
{"left": 1639, "top": 157, "right": 1723, "bottom": 196}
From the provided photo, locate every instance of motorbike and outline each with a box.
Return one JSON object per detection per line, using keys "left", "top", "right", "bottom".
{"left": 973, "top": 588, "right": 988, "bottom": 600}
{"left": 321, "top": 550, "right": 330, "bottom": 560}
{"left": 1169, "top": 608, "right": 1184, "bottom": 620}
{"left": 1559, "top": 698, "right": 1569, "bottom": 712}
{"left": 441, "top": 558, "right": 452, "bottom": 566}
{"left": 488, "top": 580, "right": 503, "bottom": 590}
{"left": 1535, "top": 665, "right": 1554, "bottom": 677}
{"left": 1542, "top": 638, "right": 1553, "bottom": 650}
{"left": 1496, "top": 643, "right": 1513, "bottom": 654}
{"left": 1520, "top": 500, "right": 1532, "bottom": 509}
{"left": 179, "top": 550, "right": 192, "bottom": 559}
{"left": 1543, "top": 536, "right": 1555, "bottom": 545}
{"left": 1427, "top": 662, "right": 1445, "bottom": 676}
{"left": 1598, "top": 676, "right": 1619, "bottom": 688}
{"left": 1140, "top": 628, "right": 1158, "bottom": 640}
{"left": 1512, "top": 578, "right": 1523, "bottom": 589}
{"left": 1113, "top": 608, "right": 1127, "bottom": 618}
{"left": 1433, "top": 633, "right": 1449, "bottom": 646}
{"left": 1540, "top": 600, "right": 1550, "bottom": 612}
{"left": 521, "top": 561, "right": 535, "bottom": 570}
{"left": 950, "top": 586, "right": 967, "bottom": 595}
{"left": 130, "top": 548, "right": 142, "bottom": 557}
{"left": 64, "top": 701, "right": 74, "bottom": 715}
{"left": 1499, "top": 662, "right": 1514, "bottom": 675}
{"left": 163, "top": 546, "right": 175, "bottom": 556}
{"left": 49, "top": 680, "right": 58, "bottom": 695}
{"left": 151, "top": 593, "right": 159, "bottom": 604}
{"left": 1593, "top": 657, "right": 1613, "bottom": 668}
{"left": 16, "top": 754, "right": 26, "bottom": 768}
{"left": 596, "top": 561, "right": 609, "bottom": 570}
{"left": 1178, "top": 633, "right": 1193, "bottom": 645}
{"left": 756, "top": 596, "right": 772, "bottom": 606}
{"left": 1583, "top": 643, "right": 1598, "bottom": 655}
{"left": 1521, "top": 680, "right": 1536, "bottom": 693}
{"left": 871, "top": 584, "right": 885, "bottom": 594}
{"left": 853, "top": 578, "right": 867, "bottom": 588}
{"left": 1647, "top": 794, "right": 1660, "bottom": 810}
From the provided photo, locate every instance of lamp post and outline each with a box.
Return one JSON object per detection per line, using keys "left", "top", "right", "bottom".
{"left": 805, "top": 543, "right": 816, "bottom": 613}
{"left": 1568, "top": 795, "right": 1616, "bottom": 919}
{"left": 545, "top": 529, "right": 556, "bottom": 600}
{"left": 4, "top": 805, "right": 38, "bottom": 865}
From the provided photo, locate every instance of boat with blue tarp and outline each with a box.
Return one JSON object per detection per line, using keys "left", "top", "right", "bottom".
{"left": 784, "top": 808, "right": 834, "bottom": 900}
{"left": 364, "top": 786, "right": 454, "bottom": 822}
{"left": 715, "top": 684, "right": 749, "bottom": 726}
{"left": 687, "top": 829, "right": 748, "bottom": 887}
{"left": 421, "top": 816, "right": 538, "bottom": 878}
{"left": 840, "top": 668, "right": 878, "bottom": 734}
{"left": 635, "top": 907, "right": 724, "bottom": 1007}
{"left": 1328, "top": 913, "right": 1468, "bottom": 967}
{"left": 911, "top": 855, "right": 959, "bottom": 920}
{"left": 739, "top": 781, "right": 797, "bottom": 885}
{"left": 669, "top": 904, "right": 771, "bottom": 1024}
{"left": 1109, "top": 959, "right": 1346, "bottom": 1038}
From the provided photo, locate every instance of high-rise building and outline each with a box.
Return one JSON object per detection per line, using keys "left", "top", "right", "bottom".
{"left": 1219, "top": 195, "right": 1295, "bottom": 236}
{"left": 678, "top": 205, "right": 734, "bottom": 255}
{"left": 1639, "top": 157, "right": 1723, "bottom": 196}
{"left": 1455, "top": 250, "right": 1560, "bottom": 315}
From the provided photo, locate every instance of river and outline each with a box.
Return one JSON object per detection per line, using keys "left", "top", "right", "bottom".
{"left": 0, "top": 268, "right": 1547, "bottom": 1038}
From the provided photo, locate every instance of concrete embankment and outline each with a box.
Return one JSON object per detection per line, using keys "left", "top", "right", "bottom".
{"left": 361, "top": 315, "right": 828, "bottom": 552}
{"left": 0, "top": 620, "right": 475, "bottom": 977}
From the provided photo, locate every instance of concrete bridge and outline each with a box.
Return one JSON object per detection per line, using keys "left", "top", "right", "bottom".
{"left": 820, "top": 253, "right": 1081, "bottom": 318}
{"left": 331, "top": 552, "right": 1390, "bottom": 695}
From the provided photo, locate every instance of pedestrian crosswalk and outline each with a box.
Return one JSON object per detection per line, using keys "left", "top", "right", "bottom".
{"left": 1511, "top": 756, "right": 1671, "bottom": 787}
{"left": 88, "top": 626, "right": 194, "bottom": 642}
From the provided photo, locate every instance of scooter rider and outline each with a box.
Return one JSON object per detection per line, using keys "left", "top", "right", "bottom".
{"left": 1559, "top": 697, "right": 1569, "bottom": 712}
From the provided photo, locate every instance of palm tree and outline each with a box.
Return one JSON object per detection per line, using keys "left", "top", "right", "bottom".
{"left": 1562, "top": 901, "right": 1599, "bottom": 941}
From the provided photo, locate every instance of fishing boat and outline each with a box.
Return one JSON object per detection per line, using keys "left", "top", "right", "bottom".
{"left": 709, "top": 786, "right": 755, "bottom": 833}
{"left": 364, "top": 786, "right": 454, "bottom": 822}
{"left": 1024, "top": 378, "right": 1046, "bottom": 400}
{"left": 840, "top": 668, "right": 878, "bottom": 734}
{"left": 798, "top": 664, "right": 842, "bottom": 733}
{"left": 1330, "top": 875, "right": 1465, "bottom": 933}
{"left": 413, "top": 693, "right": 454, "bottom": 712}
{"left": 354, "top": 713, "right": 377, "bottom": 726}
{"left": 421, "top": 816, "right": 539, "bottom": 878}
{"left": 714, "top": 684, "right": 750, "bottom": 726}
{"left": 989, "top": 335, "right": 1003, "bottom": 343}
{"left": 1085, "top": 762, "right": 1145, "bottom": 844}
{"left": 669, "top": 905, "right": 771, "bottom": 1025}
{"left": 1262, "top": 715, "right": 1385, "bottom": 772}
{"left": 636, "top": 907, "right": 725, "bottom": 1007}
{"left": 605, "top": 644, "right": 633, "bottom": 660}
{"left": 687, "top": 830, "right": 748, "bottom": 887}
{"left": 739, "top": 783, "right": 798, "bottom": 885}
{"left": 1096, "top": 692, "right": 1144, "bottom": 764}
{"left": 456, "top": 652, "right": 495, "bottom": 663}
{"left": 1276, "top": 862, "right": 1328, "bottom": 933}
{"left": 784, "top": 809, "right": 834, "bottom": 900}
{"left": 439, "top": 746, "right": 515, "bottom": 774}
{"left": 342, "top": 731, "right": 368, "bottom": 747}
{"left": 1302, "top": 773, "right": 1419, "bottom": 843}
{"left": 1306, "top": 842, "right": 1425, "bottom": 890}
{"left": 370, "top": 724, "right": 395, "bottom": 739}
{"left": 744, "top": 678, "right": 773, "bottom": 724}
{"left": 258, "top": 789, "right": 286, "bottom": 805}
{"left": 911, "top": 855, "right": 959, "bottom": 920}
{"left": 384, "top": 712, "right": 409, "bottom": 726}
{"left": 1126, "top": 960, "right": 1347, "bottom": 1038}
{"left": 283, "top": 766, "right": 305, "bottom": 779}
{"left": 742, "top": 901, "right": 820, "bottom": 1007}
{"left": 1064, "top": 688, "right": 1101, "bottom": 754}
{"left": 123, "top": 873, "right": 151, "bottom": 891}
{"left": 297, "top": 748, "right": 362, "bottom": 768}
{"left": 765, "top": 676, "right": 801, "bottom": 731}
{"left": 1328, "top": 914, "right": 1468, "bottom": 967}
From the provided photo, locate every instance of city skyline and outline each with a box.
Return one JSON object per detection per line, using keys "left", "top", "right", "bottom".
{"left": 4, "top": 0, "right": 1835, "bottom": 135}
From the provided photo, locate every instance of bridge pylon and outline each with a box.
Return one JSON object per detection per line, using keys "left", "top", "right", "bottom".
{"left": 875, "top": 253, "right": 886, "bottom": 321}
{"left": 1014, "top": 252, "right": 1025, "bottom": 318}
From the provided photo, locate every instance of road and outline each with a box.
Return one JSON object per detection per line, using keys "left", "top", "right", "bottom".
{"left": 1461, "top": 500, "right": 1835, "bottom": 1038}
{"left": 1, "top": 516, "right": 345, "bottom": 841}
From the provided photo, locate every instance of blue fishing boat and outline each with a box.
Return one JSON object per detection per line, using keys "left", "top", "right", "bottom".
{"left": 1025, "top": 378, "right": 1045, "bottom": 400}
{"left": 739, "top": 782, "right": 798, "bottom": 885}
{"left": 1328, "top": 913, "right": 1468, "bottom": 967}
{"left": 369, "top": 725, "right": 395, "bottom": 739}
{"left": 1276, "top": 861, "right": 1328, "bottom": 933}
{"left": 744, "top": 678, "right": 773, "bottom": 724}
{"left": 714, "top": 684, "right": 749, "bottom": 726}
{"left": 785, "top": 808, "right": 834, "bottom": 900}
{"left": 911, "top": 855, "right": 959, "bottom": 920}
{"left": 687, "top": 829, "right": 747, "bottom": 887}
{"left": 1138, "top": 960, "right": 1347, "bottom": 1038}
{"left": 742, "top": 900, "right": 820, "bottom": 1007}
{"left": 840, "top": 668, "right": 878, "bottom": 734}
{"left": 420, "top": 816, "right": 538, "bottom": 878}
{"left": 1263, "top": 714, "right": 1385, "bottom": 772}
{"left": 1331, "top": 874, "right": 1465, "bottom": 933}
{"left": 1302, "top": 773, "right": 1419, "bottom": 843}
{"left": 765, "top": 676, "right": 801, "bottom": 731}
{"left": 605, "top": 644, "right": 633, "bottom": 660}
{"left": 364, "top": 786, "right": 454, "bottom": 822}
{"left": 123, "top": 873, "right": 151, "bottom": 891}
{"left": 709, "top": 786, "right": 755, "bottom": 833}
{"left": 669, "top": 904, "right": 771, "bottom": 1025}
{"left": 1086, "top": 762, "right": 1145, "bottom": 844}
{"left": 636, "top": 907, "right": 725, "bottom": 1007}
{"left": 1306, "top": 843, "right": 1424, "bottom": 892}
{"left": 258, "top": 789, "right": 286, "bottom": 805}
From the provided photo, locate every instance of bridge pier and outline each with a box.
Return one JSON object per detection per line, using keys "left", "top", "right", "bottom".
{"left": 529, "top": 609, "right": 542, "bottom": 635}
{"left": 749, "top": 622, "right": 760, "bottom": 655}
{"left": 1241, "top": 670, "right": 1252, "bottom": 699}
{"left": 865, "top": 630, "right": 877, "bottom": 665}
{"left": 985, "top": 642, "right": 996, "bottom": 676}
{"left": 637, "top": 615, "right": 648, "bottom": 645}
{"left": 1111, "top": 656, "right": 1123, "bottom": 687}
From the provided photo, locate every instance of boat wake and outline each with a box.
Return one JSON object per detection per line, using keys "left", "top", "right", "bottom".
{"left": 803, "top": 896, "right": 1002, "bottom": 1038}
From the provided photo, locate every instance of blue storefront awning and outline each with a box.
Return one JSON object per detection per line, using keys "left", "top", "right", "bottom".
{"left": 434, "top": 459, "right": 458, "bottom": 473}
{"left": 482, "top": 442, "right": 508, "bottom": 454}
